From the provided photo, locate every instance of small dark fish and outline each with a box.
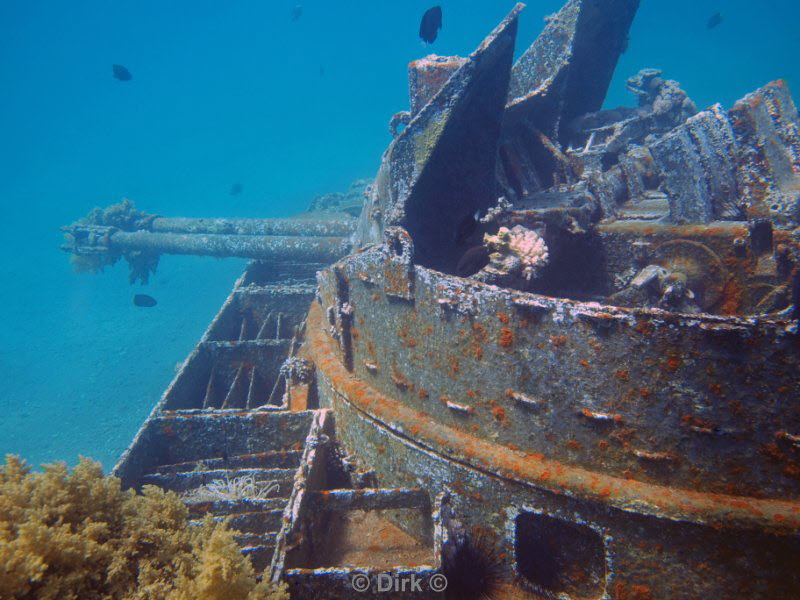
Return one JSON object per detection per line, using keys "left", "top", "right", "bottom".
{"left": 230, "top": 182, "right": 243, "bottom": 196}
{"left": 454, "top": 210, "right": 480, "bottom": 245}
{"left": 419, "top": 6, "right": 442, "bottom": 44}
{"left": 112, "top": 64, "right": 132, "bottom": 81}
{"left": 291, "top": 4, "right": 303, "bottom": 22}
{"left": 457, "top": 245, "right": 490, "bottom": 277}
{"left": 706, "top": 12, "right": 723, "bottom": 30}
{"left": 133, "top": 294, "right": 157, "bottom": 307}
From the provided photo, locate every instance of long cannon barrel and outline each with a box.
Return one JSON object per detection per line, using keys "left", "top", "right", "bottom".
{"left": 61, "top": 200, "right": 357, "bottom": 283}
{"left": 148, "top": 215, "right": 356, "bottom": 237}
{"left": 107, "top": 229, "right": 350, "bottom": 262}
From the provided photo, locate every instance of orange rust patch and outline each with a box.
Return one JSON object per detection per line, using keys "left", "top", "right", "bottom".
{"left": 708, "top": 382, "right": 723, "bottom": 396}
{"left": 566, "top": 439, "right": 583, "bottom": 451}
{"left": 682, "top": 414, "right": 716, "bottom": 431}
{"left": 418, "top": 388, "right": 429, "bottom": 400}
{"left": 580, "top": 359, "right": 589, "bottom": 368}
{"left": 723, "top": 256, "right": 742, "bottom": 270}
{"left": 351, "top": 327, "right": 359, "bottom": 341}
{"left": 498, "top": 328, "right": 513, "bottom": 348}
{"left": 626, "top": 584, "right": 653, "bottom": 600}
{"left": 615, "top": 369, "right": 630, "bottom": 382}
{"left": 491, "top": 405, "right": 506, "bottom": 423}
{"left": 666, "top": 355, "right": 682, "bottom": 372}
{"left": 634, "top": 319, "right": 654, "bottom": 336}
{"left": 390, "top": 363, "right": 413, "bottom": 392}
{"left": 448, "top": 356, "right": 460, "bottom": 378}
{"left": 550, "top": 334, "right": 567, "bottom": 347}
{"left": 719, "top": 279, "right": 742, "bottom": 315}
{"left": 497, "top": 312, "right": 510, "bottom": 324}
{"left": 639, "top": 388, "right": 652, "bottom": 399}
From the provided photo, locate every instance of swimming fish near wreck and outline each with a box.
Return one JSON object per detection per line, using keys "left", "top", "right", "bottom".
{"left": 419, "top": 6, "right": 442, "bottom": 44}
{"left": 133, "top": 294, "right": 157, "bottom": 307}
{"left": 457, "top": 245, "right": 490, "bottom": 277}
{"left": 112, "top": 64, "right": 132, "bottom": 81}
{"left": 706, "top": 12, "right": 723, "bottom": 30}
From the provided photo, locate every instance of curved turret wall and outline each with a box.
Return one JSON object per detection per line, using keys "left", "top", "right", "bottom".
{"left": 307, "top": 235, "right": 800, "bottom": 597}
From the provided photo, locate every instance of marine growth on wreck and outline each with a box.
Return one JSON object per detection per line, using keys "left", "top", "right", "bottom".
{"left": 45, "top": 0, "right": 800, "bottom": 598}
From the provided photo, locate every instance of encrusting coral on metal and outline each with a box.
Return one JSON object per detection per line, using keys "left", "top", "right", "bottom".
{"left": 59, "top": 0, "right": 800, "bottom": 598}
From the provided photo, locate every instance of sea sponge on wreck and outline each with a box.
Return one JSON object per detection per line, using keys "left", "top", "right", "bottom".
{"left": 476, "top": 225, "right": 549, "bottom": 286}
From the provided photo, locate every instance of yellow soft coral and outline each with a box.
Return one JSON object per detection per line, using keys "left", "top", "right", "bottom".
{"left": 0, "top": 455, "right": 289, "bottom": 600}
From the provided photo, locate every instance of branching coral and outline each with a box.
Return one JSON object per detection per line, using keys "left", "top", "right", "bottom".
{"left": 0, "top": 455, "right": 289, "bottom": 600}
{"left": 183, "top": 476, "right": 280, "bottom": 502}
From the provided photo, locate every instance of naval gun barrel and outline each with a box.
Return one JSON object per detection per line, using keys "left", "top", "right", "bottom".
{"left": 61, "top": 200, "right": 357, "bottom": 283}
{"left": 147, "top": 215, "right": 356, "bottom": 237}
{"left": 106, "top": 229, "right": 350, "bottom": 262}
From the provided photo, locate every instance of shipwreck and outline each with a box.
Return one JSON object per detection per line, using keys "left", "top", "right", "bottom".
{"left": 61, "top": 1, "right": 800, "bottom": 598}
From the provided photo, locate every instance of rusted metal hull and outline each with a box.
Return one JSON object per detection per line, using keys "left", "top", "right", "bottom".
{"left": 92, "top": 0, "right": 800, "bottom": 595}
{"left": 308, "top": 241, "right": 800, "bottom": 598}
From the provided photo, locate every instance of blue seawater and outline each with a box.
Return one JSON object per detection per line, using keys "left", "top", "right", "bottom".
{"left": 1, "top": 0, "right": 798, "bottom": 471}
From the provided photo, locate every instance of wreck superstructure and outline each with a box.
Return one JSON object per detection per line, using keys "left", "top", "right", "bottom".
{"left": 62, "top": 1, "right": 800, "bottom": 598}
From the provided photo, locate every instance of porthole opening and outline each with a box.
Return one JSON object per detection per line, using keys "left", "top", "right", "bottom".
{"left": 514, "top": 512, "right": 605, "bottom": 597}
